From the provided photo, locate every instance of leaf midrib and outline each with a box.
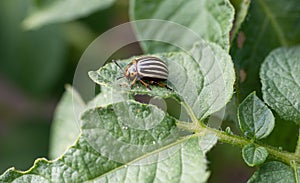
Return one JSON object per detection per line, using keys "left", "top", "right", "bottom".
{"left": 257, "top": 0, "right": 288, "bottom": 46}
{"left": 87, "top": 135, "right": 197, "bottom": 182}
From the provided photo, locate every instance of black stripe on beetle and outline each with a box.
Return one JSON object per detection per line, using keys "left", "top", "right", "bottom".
{"left": 140, "top": 67, "right": 168, "bottom": 74}
{"left": 113, "top": 56, "right": 170, "bottom": 90}
{"left": 139, "top": 70, "right": 168, "bottom": 79}
{"left": 140, "top": 64, "right": 168, "bottom": 72}
{"left": 138, "top": 60, "right": 168, "bottom": 70}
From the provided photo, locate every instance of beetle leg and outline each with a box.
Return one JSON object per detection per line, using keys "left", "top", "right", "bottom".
{"left": 149, "top": 81, "right": 173, "bottom": 90}
{"left": 149, "top": 81, "right": 166, "bottom": 87}
{"left": 140, "top": 80, "right": 152, "bottom": 90}
{"left": 130, "top": 77, "right": 138, "bottom": 89}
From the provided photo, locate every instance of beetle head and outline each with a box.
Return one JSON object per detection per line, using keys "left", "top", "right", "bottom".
{"left": 125, "top": 64, "right": 137, "bottom": 80}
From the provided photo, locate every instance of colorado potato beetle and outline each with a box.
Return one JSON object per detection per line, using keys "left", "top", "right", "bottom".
{"left": 113, "top": 56, "right": 170, "bottom": 90}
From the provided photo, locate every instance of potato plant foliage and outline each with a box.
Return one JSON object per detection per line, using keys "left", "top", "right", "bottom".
{"left": 1, "top": 0, "right": 300, "bottom": 182}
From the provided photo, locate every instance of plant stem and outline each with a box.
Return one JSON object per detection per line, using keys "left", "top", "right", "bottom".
{"left": 177, "top": 121, "right": 299, "bottom": 165}
{"left": 181, "top": 101, "right": 204, "bottom": 127}
{"left": 291, "top": 160, "right": 300, "bottom": 183}
{"left": 178, "top": 101, "right": 300, "bottom": 165}
{"left": 210, "top": 127, "right": 298, "bottom": 164}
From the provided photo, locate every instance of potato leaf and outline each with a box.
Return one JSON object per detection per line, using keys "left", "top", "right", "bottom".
{"left": 130, "top": 0, "right": 234, "bottom": 52}
{"left": 261, "top": 46, "right": 300, "bottom": 124}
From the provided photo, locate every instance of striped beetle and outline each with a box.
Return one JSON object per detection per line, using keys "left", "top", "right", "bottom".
{"left": 113, "top": 56, "right": 169, "bottom": 90}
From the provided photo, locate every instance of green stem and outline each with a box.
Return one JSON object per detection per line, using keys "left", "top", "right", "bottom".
{"left": 178, "top": 101, "right": 300, "bottom": 165}
{"left": 181, "top": 101, "right": 204, "bottom": 127}
{"left": 291, "top": 160, "right": 300, "bottom": 183}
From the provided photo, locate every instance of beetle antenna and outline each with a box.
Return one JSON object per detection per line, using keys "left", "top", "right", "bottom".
{"left": 116, "top": 76, "right": 125, "bottom": 80}
{"left": 112, "top": 59, "right": 123, "bottom": 70}
{"left": 112, "top": 60, "right": 125, "bottom": 80}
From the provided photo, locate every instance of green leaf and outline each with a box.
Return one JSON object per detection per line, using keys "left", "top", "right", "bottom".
{"left": 49, "top": 85, "right": 85, "bottom": 159}
{"left": 88, "top": 138, "right": 209, "bottom": 183}
{"left": 89, "top": 43, "right": 235, "bottom": 119}
{"left": 81, "top": 100, "right": 180, "bottom": 163}
{"left": 198, "top": 131, "right": 218, "bottom": 154}
{"left": 23, "top": 0, "right": 116, "bottom": 29}
{"left": 248, "top": 161, "right": 297, "bottom": 183}
{"left": 238, "top": 92, "right": 275, "bottom": 139}
{"left": 87, "top": 86, "right": 123, "bottom": 109}
{"left": 130, "top": 0, "right": 234, "bottom": 52}
{"left": 230, "top": 0, "right": 300, "bottom": 99}
{"left": 260, "top": 46, "right": 300, "bottom": 124}
{"left": 242, "top": 144, "right": 268, "bottom": 167}
{"left": 0, "top": 102, "right": 209, "bottom": 182}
